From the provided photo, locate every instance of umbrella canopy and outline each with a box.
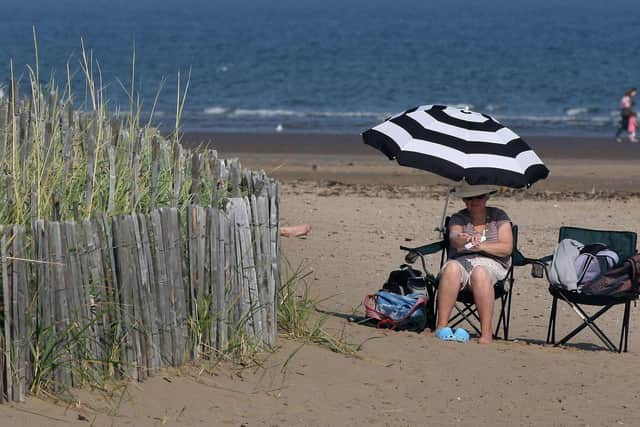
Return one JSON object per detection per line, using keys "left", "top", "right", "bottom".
{"left": 362, "top": 104, "right": 549, "bottom": 188}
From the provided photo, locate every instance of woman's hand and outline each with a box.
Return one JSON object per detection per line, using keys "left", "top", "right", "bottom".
{"left": 451, "top": 231, "right": 481, "bottom": 250}
{"left": 462, "top": 233, "right": 485, "bottom": 251}
{"left": 453, "top": 232, "right": 472, "bottom": 248}
{"left": 469, "top": 233, "right": 484, "bottom": 247}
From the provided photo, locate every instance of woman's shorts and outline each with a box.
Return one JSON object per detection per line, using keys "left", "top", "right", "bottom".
{"left": 440, "top": 256, "right": 510, "bottom": 289}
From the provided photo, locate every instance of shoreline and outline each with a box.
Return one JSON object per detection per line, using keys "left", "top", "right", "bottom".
{"left": 181, "top": 131, "right": 640, "bottom": 159}
{"left": 181, "top": 131, "right": 640, "bottom": 194}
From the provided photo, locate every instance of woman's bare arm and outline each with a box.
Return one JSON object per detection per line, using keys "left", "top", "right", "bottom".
{"left": 475, "top": 222, "right": 513, "bottom": 257}
{"left": 449, "top": 224, "right": 473, "bottom": 249}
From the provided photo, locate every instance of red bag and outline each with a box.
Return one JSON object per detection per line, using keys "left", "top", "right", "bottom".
{"left": 580, "top": 254, "right": 640, "bottom": 296}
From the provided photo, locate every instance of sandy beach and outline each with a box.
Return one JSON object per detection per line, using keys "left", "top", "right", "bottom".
{"left": 3, "top": 132, "right": 640, "bottom": 426}
{"left": 183, "top": 132, "right": 640, "bottom": 193}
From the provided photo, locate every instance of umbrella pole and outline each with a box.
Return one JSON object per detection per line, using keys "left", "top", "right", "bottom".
{"left": 435, "top": 188, "right": 452, "bottom": 238}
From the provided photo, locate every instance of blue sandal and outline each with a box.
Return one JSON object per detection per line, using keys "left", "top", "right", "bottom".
{"left": 453, "top": 328, "right": 470, "bottom": 343}
{"left": 435, "top": 327, "right": 456, "bottom": 341}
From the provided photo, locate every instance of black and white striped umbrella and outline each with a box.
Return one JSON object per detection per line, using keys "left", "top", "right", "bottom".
{"left": 362, "top": 105, "right": 549, "bottom": 188}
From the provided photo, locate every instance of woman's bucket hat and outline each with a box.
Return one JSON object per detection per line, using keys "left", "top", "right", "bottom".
{"left": 451, "top": 181, "right": 498, "bottom": 199}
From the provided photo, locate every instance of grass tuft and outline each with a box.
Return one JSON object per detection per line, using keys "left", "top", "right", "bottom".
{"left": 277, "top": 259, "right": 360, "bottom": 356}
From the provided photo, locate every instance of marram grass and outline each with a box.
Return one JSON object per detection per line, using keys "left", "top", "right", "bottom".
{"left": 0, "top": 40, "right": 239, "bottom": 401}
{"left": 0, "top": 42, "right": 199, "bottom": 228}
{"left": 0, "top": 39, "right": 359, "bottom": 406}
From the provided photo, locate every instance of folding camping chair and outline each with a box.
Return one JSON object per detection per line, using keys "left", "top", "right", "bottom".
{"left": 401, "top": 218, "right": 526, "bottom": 340}
{"left": 528, "top": 226, "right": 638, "bottom": 353}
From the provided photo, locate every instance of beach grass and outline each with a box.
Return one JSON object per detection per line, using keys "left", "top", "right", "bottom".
{"left": 0, "top": 35, "right": 361, "bottom": 409}
{"left": 0, "top": 37, "right": 254, "bottom": 402}
{"left": 278, "top": 259, "right": 359, "bottom": 356}
{"left": 0, "top": 38, "right": 200, "bottom": 228}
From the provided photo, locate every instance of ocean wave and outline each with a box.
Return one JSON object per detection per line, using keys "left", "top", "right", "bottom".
{"left": 187, "top": 106, "right": 620, "bottom": 135}
{"left": 204, "top": 107, "right": 227, "bottom": 115}
{"left": 315, "top": 110, "right": 385, "bottom": 118}
{"left": 232, "top": 108, "right": 306, "bottom": 117}
{"left": 565, "top": 107, "right": 589, "bottom": 116}
{"left": 450, "top": 103, "right": 475, "bottom": 111}
{"left": 202, "top": 107, "right": 386, "bottom": 119}
{"left": 233, "top": 109, "right": 386, "bottom": 119}
{"left": 563, "top": 107, "right": 602, "bottom": 116}
{"left": 498, "top": 113, "right": 613, "bottom": 124}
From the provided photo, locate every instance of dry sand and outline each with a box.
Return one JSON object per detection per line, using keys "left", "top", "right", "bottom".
{"left": 3, "top": 133, "right": 640, "bottom": 426}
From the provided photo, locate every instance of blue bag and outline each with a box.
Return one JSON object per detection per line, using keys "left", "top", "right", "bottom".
{"left": 363, "top": 291, "right": 427, "bottom": 331}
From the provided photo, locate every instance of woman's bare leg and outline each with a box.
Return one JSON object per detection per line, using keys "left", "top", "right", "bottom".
{"left": 280, "top": 224, "right": 312, "bottom": 238}
{"left": 470, "top": 267, "right": 494, "bottom": 344}
{"left": 436, "top": 262, "right": 462, "bottom": 330}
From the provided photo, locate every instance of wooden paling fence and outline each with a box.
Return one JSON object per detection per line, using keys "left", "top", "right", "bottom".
{"left": 0, "top": 180, "right": 280, "bottom": 402}
{"left": 0, "top": 86, "right": 283, "bottom": 402}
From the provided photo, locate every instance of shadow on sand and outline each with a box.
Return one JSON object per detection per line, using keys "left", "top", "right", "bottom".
{"left": 319, "top": 308, "right": 617, "bottom": 351}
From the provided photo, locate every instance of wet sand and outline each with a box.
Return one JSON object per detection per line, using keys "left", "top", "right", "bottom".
{"left": 183, "top": 132, "right": 640, "bottom": 193}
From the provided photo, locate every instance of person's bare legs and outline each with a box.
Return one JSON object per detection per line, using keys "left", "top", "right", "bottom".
{"left": 435, "top": 262, "right": 462, "bottom": 330}
{"left": 470, "top": 266, "right": 494, "bottom": 344}
{"left": 280, "top": 224, "right": 312, "bottom": 238}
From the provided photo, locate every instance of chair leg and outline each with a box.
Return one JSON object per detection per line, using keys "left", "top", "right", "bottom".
{"left": 620, "top": 302, "right": 631, "bottom": 353}
{"left": 557, "top": 302, "right": 618, "bottom": 351}
{"left": 547, "top": 296, "right": 558, "bottom": 345}
{"left": 441, "top": 280, "right": 514, "bottom": 341}
{"left": 426, "top": 288, "right": 436, "bottom": 331}
{"left": 493, "top": 294, "right": 507, "bottom": 340}
{"left": 450, "top": 303, "right": 482, "bottom": 336}
{"left": 503, "top": 286, "right": 514, "bottom": 340}
{"left": 451, "top": 295, "right": 512, "bottom": 341}
{"left": 554, "top": 297, "right": 630, "bottom": 353}
{"left": 504, "top": 278, "right": 515, "bottom": 341}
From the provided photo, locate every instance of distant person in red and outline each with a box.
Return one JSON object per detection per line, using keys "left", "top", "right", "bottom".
{"left": 628, "top": 111, "right": 638, "bottom": 143}
{"left": 616, "top": 87, "right": 637, "bottom": 141}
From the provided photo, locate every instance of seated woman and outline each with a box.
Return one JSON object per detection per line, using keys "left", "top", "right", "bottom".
{"left": 436, "top": 182, "right": 513, "bottom": 344}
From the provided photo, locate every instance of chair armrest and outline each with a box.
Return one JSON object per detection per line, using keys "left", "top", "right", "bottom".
{"left": 512, "top": 248, "right": 529, "bottom": 267}
{"left": 400, "top": 240, "right": 447, "bottom": 266}
{"left": 512, "top": 252, "right": 552, "bottom": 265}
{"left": 516, "top": 254, "right": 553, "bottom": 278}
{"left": 400, "top": 240, "right": 446, "bottom": 256}
{"left": 529, "top": 255, "right": 553, "bottom": 264}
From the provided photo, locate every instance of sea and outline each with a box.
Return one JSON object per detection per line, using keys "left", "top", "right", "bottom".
{"left": 1, "top": 0, "right": 639, "bottom": 137}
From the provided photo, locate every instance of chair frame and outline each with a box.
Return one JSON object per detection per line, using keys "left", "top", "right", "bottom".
{"left": 401, "top": 219, "right": 524, "bottom": 340}
{"left": 528, "top": 226, "right": 638, "bottom": 353}
{"left": 548, "top": 287, "right": 634, "bottom": 352}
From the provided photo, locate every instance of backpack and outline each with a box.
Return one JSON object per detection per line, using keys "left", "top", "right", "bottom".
{"left": 382, "top": 264, "right": 434, "bottom": 296}
{"left": 580, "top": 254, "right": 640, "bottom": 296}
{"left": 575, "top": 243, "right": 619, "bottom": 288}
{"left": 363, "top": 291, "right": 427, "bottom": 331}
